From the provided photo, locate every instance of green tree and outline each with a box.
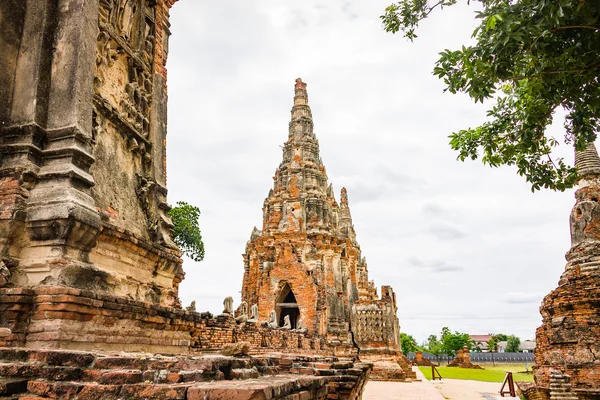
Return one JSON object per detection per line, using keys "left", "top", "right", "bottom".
{"left": 381, "top": 0, "right": 600, "bottom": 191}
{"left": 487, "top": 337, "right": 497, "bottom": 352}
{"left": 168, "top": 201, "right": 205, "bottom": 262}
{"left": 493, "top": 333, "right": 509, "bottom": 342}
{"left": 440, "top": 326, "right": 472, "bottom": 357}
{"left": 506, "top": 335, "right": 521, "bottom": 352}
{"left": 400, "top": 333, "right": 421, "bottom": 354}
{"left": 426, "top": 334, "right": 444, "bottom": 364}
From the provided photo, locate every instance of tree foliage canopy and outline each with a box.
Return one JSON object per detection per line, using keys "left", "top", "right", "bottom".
{"left": 382, "top": 0, "right": 600, "bottom": 191}
{"left": 168, "top": 201, "right": 205, "bottom": 262}
{"left": 506, "top": 335, "right": 521, "bottom": 352}
{"left": 440, "top": 326, "right": 472, "bottom": 357}
{"left": 493, "top": 333, "right": 509, "bottom": 342}
{"left": 400, "top": 332, "right": 421, "bottom": 354}
{"left": 426, "top": 334, "right": 444, "bottom": 356}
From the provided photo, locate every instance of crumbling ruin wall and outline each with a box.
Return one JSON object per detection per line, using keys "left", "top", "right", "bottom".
{"left": 351, "top": 286, "right": 416, "bottom": 380}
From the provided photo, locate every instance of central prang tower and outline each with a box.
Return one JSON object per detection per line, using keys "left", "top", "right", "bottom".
{"left": 241, "top": 79, "right": 414, "bottom": 380}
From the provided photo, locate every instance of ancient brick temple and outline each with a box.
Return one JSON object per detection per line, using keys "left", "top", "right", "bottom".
{"left": 0, "top": 1, "right": 373, "bottom": 398}
{"left": 241, "top": 79, "right": 413, "bottom": 380}
{"left": 524, "top": 144, "right": 600, "bottom": 400}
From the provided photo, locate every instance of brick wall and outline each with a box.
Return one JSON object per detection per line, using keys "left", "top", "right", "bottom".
{"left": 0, "top": 286, "right": 334, "bottom": 356}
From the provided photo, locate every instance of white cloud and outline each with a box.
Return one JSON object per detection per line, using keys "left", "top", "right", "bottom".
{"left": 428, "top": 221, "right": 467, "bottom": 240}
{"left": 408, "top": 257, "right": 464, "bottom": 273}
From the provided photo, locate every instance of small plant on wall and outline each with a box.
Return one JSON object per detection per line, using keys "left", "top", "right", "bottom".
{"left": 168, "top": 201, "right": 205, "bottom": 262}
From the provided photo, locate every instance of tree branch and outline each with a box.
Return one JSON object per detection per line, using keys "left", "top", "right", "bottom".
{"left": 424, "top": 1, "right": 446, "bottom": 18}
{"left": 526, "top": 25, "right": 600, "bottom": 53}
{"left": 509, "top": 63, "right": 600, "bottom": 80}
{"left": 550, "top": 25, "right": 600, "bottom": 32}
{"left": 547, "top": 154, "right": 558, "bottom": 170}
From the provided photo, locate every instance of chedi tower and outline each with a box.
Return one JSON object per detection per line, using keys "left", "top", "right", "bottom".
{"left": 532, "top": 143, "right": 600, "bottom": 398}
{"left": 241, "top": 78, "right": 414, "bottom": 380}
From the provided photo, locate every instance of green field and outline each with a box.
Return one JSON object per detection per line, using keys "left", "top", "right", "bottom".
{"left": 419, "top": 363, "right": 535, "bottom": 383}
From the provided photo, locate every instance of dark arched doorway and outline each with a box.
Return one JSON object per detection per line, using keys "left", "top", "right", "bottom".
{"left": 275, "top": 283, "right": 299, "bottom": 329}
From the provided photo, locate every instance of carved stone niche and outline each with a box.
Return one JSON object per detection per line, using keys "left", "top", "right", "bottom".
{"left": 95, "top": 0, "right": 156, "bottom": 142}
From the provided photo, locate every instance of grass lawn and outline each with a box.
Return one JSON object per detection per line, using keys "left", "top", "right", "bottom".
{"left": 419, "top": 363, "right": 535, "bottom": 383}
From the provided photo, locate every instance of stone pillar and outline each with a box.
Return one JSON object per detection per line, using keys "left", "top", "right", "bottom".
{"left": 24, "top": 0, "right": 101, "bottom": 285}
{"left": 1, "top": 0, "right": 101, "bottom": 287}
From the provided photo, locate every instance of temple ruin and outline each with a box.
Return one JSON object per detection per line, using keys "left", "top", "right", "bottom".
{"left": 241, "top": 78, "right": 414, "bottom": 381}
{"left": 521, "top": 144, "right": 600, "bottom": 400}
{"left": 0, "top": 1, "right": 375, "bottom": 398}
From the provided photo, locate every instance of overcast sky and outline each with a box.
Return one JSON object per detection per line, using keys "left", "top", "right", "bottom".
{"left": 165, "top": 1, "right": 578, "bottom": 343}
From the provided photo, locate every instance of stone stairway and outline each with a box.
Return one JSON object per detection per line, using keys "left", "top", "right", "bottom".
{"left": 548, "top": 370, "right": 579, "bottom": 400}
{"left": 0, "top": 348, "right": 370, "bottom": 399}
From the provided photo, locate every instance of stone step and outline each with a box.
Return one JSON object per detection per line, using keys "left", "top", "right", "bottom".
{"left": 82, "top": 370, "right": 145, "bottom": 385}
{"left": 118, "top": 383, "right": 190, "bottom": 399}
{"left": 229, "top": 368, "right": 260, "bottom": 380}
{"left": 0, "top": 363, "right": 82, "bottom": 381}
{"left": 186, "top": 374, "right": 328, "bottom": 400}
{"left": 93, "top": 354, "right": 258, "bottom": 373}
{"left": 295, "top": 360, "right": 353, "bottom": 371}
{"left": 26, "top": 380, "right": 192, "bottom": 400}
{"left": 0, "top": 349, "right": 94, "bottom": 368}
{"left": 331, "top": 361, "right": 353, "bottom": 369}
{"left": 26, "top": 381, "right": 85, "bottom": 399}
{"left": 289, "top": 365, "right": 360, "bottom": 378}
{"left": 81, "top": 367, "right": 239, "bottom": 384}
{"left": 22, "top": 373, "right": 338, "bottom": 400}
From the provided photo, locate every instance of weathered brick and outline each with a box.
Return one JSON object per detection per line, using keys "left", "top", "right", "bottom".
{"left": 119, "top": 384, "right": 188, "bottom": 399}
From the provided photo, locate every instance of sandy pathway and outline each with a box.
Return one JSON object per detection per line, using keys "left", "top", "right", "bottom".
{"left": 363, "top": 367, "right": 520, "bottom": 400}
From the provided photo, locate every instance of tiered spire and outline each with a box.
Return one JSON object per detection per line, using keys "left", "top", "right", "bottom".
{"left": 575, "top": 141, "right": 600, "bottom": 180}
{"left": 291, "top": 78, "right": 313, "bottom": 122}
{"left": 281, "top": 78, "right": 319, "bottom": 167}
{"left": 259, "top": 79, "right": 362, "bottom": 238}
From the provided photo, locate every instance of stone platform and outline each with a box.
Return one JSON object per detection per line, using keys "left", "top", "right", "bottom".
{"left": 0, "top": 348, "right": 371, "bottom": 399}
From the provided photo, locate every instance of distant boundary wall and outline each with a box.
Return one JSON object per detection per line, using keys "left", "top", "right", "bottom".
{"left": 406, "top": 351, "right": 534, "bottom": 363}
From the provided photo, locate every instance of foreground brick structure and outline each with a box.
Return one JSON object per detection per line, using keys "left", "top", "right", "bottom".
{"left": 241, "top": 79, "right": 414, "bottom": 381}
{"left": 0, "top": 1, "right": 373, "bottom": 398}
{"left": 526, "top": 144, "right": 600, "bottom": 400}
